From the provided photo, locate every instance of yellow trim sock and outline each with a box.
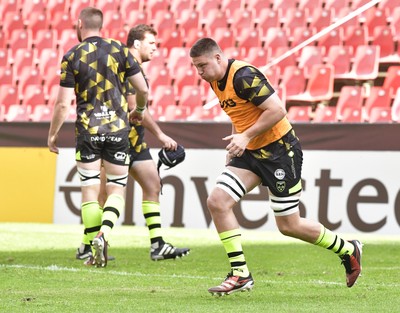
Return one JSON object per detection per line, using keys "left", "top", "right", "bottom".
{"left": 314, "top": 225, "right": 355, "bottom": 257}
{"left": 142, "top": 201, "right": 163, "bottom": 244}
{"left": 219, "top": 229, "right": 249, "bottom": 277}
{"left": 81, "top": 201, "right": 102, "bottom": 244}
{"left": 100, "top": 194, "right": 125, "bottom": 241}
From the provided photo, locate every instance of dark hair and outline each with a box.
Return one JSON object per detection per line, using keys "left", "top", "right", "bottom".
{"left": 189, "top": 37, "right": 222, "bottom": 57}
{"left": 126, "top": 24, "right": 157, "bottom": 48}
{"left": 79, "top": 7, "right": 103, "bottom": 30}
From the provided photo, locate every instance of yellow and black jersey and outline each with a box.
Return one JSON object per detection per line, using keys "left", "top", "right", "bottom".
{"left": 60, "top": 36, "right": 142, "bottom": 136}
{"left": 210, "top": 59, "right": 292, "bottom": 150}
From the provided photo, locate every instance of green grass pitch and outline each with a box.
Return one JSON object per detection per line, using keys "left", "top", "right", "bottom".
{"left": 1, "top": 223, "right": 399, "bottom": 313}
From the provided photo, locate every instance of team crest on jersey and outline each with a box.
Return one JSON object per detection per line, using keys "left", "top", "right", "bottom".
{"left": 274, "top": 169, "right": 285, "bottom": 180}
{"left": 276, "top": 181, "right": 286, "bottom": 192}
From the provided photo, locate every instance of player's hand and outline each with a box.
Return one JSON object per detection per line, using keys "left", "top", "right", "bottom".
{"left": 48, "top": 135, "right": 59, "bottom": 154}
{"left": 160, "top": 134, "right": 177, "bottom": 151}
{"left": 129, "top": 110, "right": 145, "bottom": 123}
{"left": 223, "top": 133, "right": 250, "bottom": 158}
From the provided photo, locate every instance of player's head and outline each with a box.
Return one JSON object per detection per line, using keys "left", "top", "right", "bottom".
{"left": 77, "top": 7, "right": 103, "bottom": 42}
{"left": 190, "top": 37, "right": 227, "bottom": 82}
{"left": 126, "top": 24, "right": 158, "bottom": 63}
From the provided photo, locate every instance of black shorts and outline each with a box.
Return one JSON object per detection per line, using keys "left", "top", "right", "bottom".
{"left": 128, "top": 145, "right": 152, "bottom": 167}
{"left": 229, "top": 129, "right": 303, "bottom": 197}
{"left": 75, "top": 129, "right": 130, "bottom": 166}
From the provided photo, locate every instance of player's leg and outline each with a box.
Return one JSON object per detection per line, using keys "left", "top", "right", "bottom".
{"left": 76, "top": 159, "right": 103, "bottom": 265}
{"left": 130, "top": 153, "right": 190, "bottom": 260}
{"left": 207, "top": 166, "right": 261, "bottom": 296}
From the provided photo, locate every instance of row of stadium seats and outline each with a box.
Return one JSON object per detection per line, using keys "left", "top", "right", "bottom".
{"left": 0, "top": 0, "right": 399, "bottom": 122}
{"left": 287, "top": 85, "right": 400, "bottom": 123}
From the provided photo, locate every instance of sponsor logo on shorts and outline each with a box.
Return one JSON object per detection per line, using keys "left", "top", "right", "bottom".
{"left": 114, "top": 152, "right": 127, "bottom": 161}
{"left": 276, "top": 181, "right": 286, "bottom": 192}
{"left": 91, "top": 135, "right": 122, "bottom": 142}
{"left": 82, "top": 154, "right": 96, "bottom": 160}
{"left": 274, "top": 169, "right": 285, "bottom": 180}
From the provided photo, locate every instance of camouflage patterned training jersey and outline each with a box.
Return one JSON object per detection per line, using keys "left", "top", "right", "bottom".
{"left": 210, "top": 59, "right": 292, "bottom": 150}
{"left": 60, "top": 36, "right": 142, "bottom": 136}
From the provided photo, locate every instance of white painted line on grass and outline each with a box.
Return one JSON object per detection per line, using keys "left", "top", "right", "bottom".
{"left": 2, "top": 264, "right": 400, "bottom": 288}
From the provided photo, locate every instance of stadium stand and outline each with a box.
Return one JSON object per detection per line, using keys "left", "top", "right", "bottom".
{"left": 1, "top": 0, "right": 397, "bottom": 122}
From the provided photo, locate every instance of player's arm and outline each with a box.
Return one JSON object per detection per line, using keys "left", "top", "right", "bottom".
{"left": 127, "top": 73, "right": 148, "bottom": 123}
{"left": 48, "top": 86, "right": 75, "bottom": 154}
{"left": 224, "top": 66, "right": 286, "bottom": 155}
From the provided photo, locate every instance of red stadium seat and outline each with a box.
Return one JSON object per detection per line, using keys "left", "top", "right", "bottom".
{"left": 221, "top": 0, "right": 243, "bottom": 12}
{"left": 70, "top": 0, "right": 93, "bottom": 19}
{"left": 158, "top": 104, "right": 188, "bottom": 121}
{"left": 0, "top": 30, "right": 6, "bottom": 49}
{"left": 179, "top": 85, "right": 204, "bottom": 114}
{"left": 151, "top": 85, "right": 177, "bottom": 113}
{"left": 378, "top": 0, "right": 398, "bottom": 12}
{"left": 0, "top": 84, "right": 19, "bottom": 110}
{"left": 282, "top": 8, "right": 309, "bottom": 32}
{"left": 17, "top": 67, "right": 42, "bottom": 95}
{"left": 146, "top": 0, "right": 170, "bottom": 20}
{"left": 256, "top": 8, "right": 281, "bottom": 34}
{"left": 147, "top": 66, "right": 172, "bottom": 91}
{"left": 363, "top": 86, "right": 392, "bottom": 121}
{"left": 341, "top": 107, "right": 363, "bottom": 123}
{"left": 237, "top": 28, "right": 262, "bottom": 53}
{"left": 325, "top": 45, "right": 353, "bottom": 78}
{"left": 351, "top": 0, "right": 373, "bottom": 9}
{"left": 286, "top": 64, "right": 334, "bottom": 103}
{"left": 0, "top": 0, "right": 21, "bottom": 17}
{"left": 335, "top": 86, "right": 364, "bottom": 121}
{"left": 167, "top": 47, "right": 192, "bottom": 73}
{"left": 34, "top": 29, "right": 58, "bottom": 52}
{"left": 22, "top": 84, "right": 47, "bottom": 107}
{"left": 196, "top": 0, "right": 221, "bottom": 12}
{"left": 309, "top": 8, "right": 334, "bottom": 32}
{"left": 263, "top": 27, "right": 290, "bottom": 55}
{"left": 246, "top": 0, "right": 271, "bottom": 12}
{"left": 272, "top": 0, "right": 297, "bottom": 11}
{"left": 26, "top": 11, "right": 49, "bottom": 37}
{"left": 313, "top": 106, "right": 337, "bottom": 123}
{"left": 244, "top": 47, "right": 270, "bottom": 68}
{"left": 297, "top": 46, "right": 326, "bottom": 78}
{"left": 391, "top": 88, "right": 400, "bottom": 122}
{"left": 368, "top": 107, "right": 392, "bottom": 123}
{"left": 151, "top": 11, "right": 177, "bottom": 38}
{"left": 229, "top": 8, "right": 254, "bottom": 31}
{"left": 279, "top": 66, "right": 306, "bottom": 97}
{"left": 5, "top": 104, "right": 31, "bottom": 121}
{"left": 174, "top": 66, "right": 199, "bottom": 94}
{"left": 287, "top": 105, "right": 312, "bottom": 122}
{"left": 201, "top": 9, "right": 229, "bottom": 32}
{"left": 47, "top": 0, "right": 69, "bottom": 16}
{"left": 317, "top": 28, "right": 344, "bottom": 51}
{"left": 3, "top": 11, "right": 25, "bottom": 35}
{"left": 270, "top": 46, "right": 297, "bottom": 72}
{"left": 119, "top": 0, "right": 144, "bottom": 14}
{"left": 335, "top": 45, "right": 380, "bottom": 81}
{"left": 0, "top": 66, "right": 14, "bottom": 85}
{"left": 371, "top": 26, "right": 400, "bottom": 64}
{"left": 362, "top": 7, "right": 388, "bottom": 35}
{"left": 30, "top": 104, "right": 53, "bottom": 122}
{"left": 290, "top": 27, "right": 316, "bottom": 50}
{"left": 96, "top": 0, "right": 120, "bottom": 13}
{"left": 21, "top": 0, "right": 46, "bottom": 18}
{"left": 12, "top": 48, "right": 37, "bottom": 74}
{"left": 0, "top": 48, "right": 11, "bottom": 68}
{"left": 177, "top": 10, "right": 200, "bottom": 33}
{"left": 184, "top": 28, "right": 208, "bottom": 48}
{"left": 8, "top": 29, "right": 33, "bottom": 51}
{"left": 383, "top": 66, "right": 400, "bottom": 96}
{"left": 170, "top": 0, "right": 193, "bottom": 12}
{"left": 58, "top": 29, "right": 79, "bottom": 53}
{"left": 51, "top": 12, "right": 74, "bottom": 35}
{"left": 159, "top": 29, "right": 184, "bottom": 51}
{"left": 298, "top": 0, "right": 323, "bottom": 10}
{"left": 211, "top": 28, "right": 236, "bottom": 51}
{"left": 102, "top": 11, "right": 123, "bottom": 34}
{"left": 343, "top": 26, "right": 369, "bottom": 52}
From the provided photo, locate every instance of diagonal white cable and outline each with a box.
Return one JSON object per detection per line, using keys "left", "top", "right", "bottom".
{"left": 203, "top": 0, "right": 382, "bottom": 109}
